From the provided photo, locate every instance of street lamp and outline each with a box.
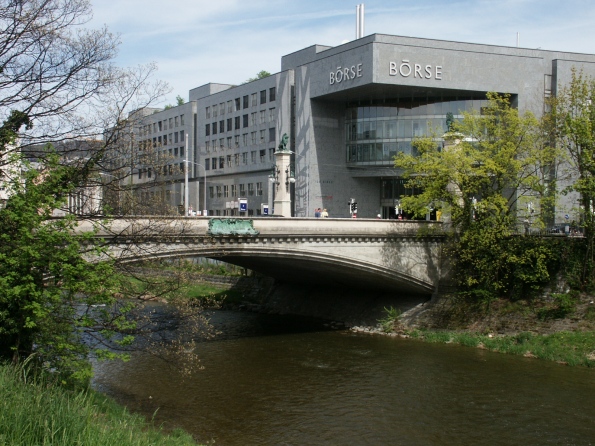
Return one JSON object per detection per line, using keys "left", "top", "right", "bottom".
{"left": 184, "top": 134, "right": 208, "bottom": 217}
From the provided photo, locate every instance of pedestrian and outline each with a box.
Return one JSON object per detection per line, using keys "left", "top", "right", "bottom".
{"left": 314, "top": 208, "right": 321, "bottom": 218}
{"left": 376, "top": 214, "right": 381, "bottom": 219}
{"left": 321, "top": 208, "right": 328, "bottom": 218}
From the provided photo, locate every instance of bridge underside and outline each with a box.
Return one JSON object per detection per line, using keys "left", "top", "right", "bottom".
{"left": 199, "top": 253, "right": 433, "bottom": 295}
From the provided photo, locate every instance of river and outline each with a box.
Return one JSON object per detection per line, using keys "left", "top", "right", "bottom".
{"left": 93, "top": 309, "right": 595, "bottom": 445}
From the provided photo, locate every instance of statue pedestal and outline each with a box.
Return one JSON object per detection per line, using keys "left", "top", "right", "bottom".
{"left": 274, "top": 150, "right": 292, "bottom": 217}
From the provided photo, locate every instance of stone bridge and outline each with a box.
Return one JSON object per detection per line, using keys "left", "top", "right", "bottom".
{"left": 78, "top": 217, "right": 446, "bottom": 296}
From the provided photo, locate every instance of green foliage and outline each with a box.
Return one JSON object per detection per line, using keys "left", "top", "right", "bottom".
{"left": 407, "top": 330, "right": 595, "bottom": 367}
{"left": 537, "top": 292, "right": 578, "bottom": 320}
{"left": 0, "top": 150, "right": 127, "bottom": 385}
{"left": 378, "top": 306, "right": 402, "bottom": 333}
{"left": 0, "top": 362, "right": 198, "bottom": 445}
{"left": 395, "top": 93, "right": 560, "bottom": 301}
{"left": 548, "top": 68, "right": 595, "bottom": 288}
{"left": 243, "top": 70, "right": 272, "bottom": 84}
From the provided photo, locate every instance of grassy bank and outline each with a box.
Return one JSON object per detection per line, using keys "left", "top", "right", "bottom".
{"left": 406, "top": 329, "right": 595, "bottom": 367}
{"left": 0, "top": 362, "right": 198, "bottom": 446}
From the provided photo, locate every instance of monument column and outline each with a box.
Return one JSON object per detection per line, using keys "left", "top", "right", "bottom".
{"left": 273, "top": 133, "right": 293, "bottom": 217}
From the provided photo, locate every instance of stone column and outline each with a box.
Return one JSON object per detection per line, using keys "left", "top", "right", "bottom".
{"left": 274, "top": 150, "right": 292, "bottom": 217}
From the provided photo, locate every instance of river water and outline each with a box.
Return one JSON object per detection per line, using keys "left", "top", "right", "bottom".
{"left": 93, "top": 310, "right": 595, "bottom": 445}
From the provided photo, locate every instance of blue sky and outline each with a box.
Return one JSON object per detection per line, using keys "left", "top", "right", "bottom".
{"left": 89, "top": 0, "right": 595, "bottom": 106}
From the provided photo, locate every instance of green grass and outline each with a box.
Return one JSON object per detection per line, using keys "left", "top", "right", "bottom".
{"left": 0, "top": 362, "right": 200, "bottom": 446}
{"left": 407, "top": 330, "right": 595, "bottom": 367}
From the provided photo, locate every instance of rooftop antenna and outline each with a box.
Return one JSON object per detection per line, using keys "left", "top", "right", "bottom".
{"left": 516, "top": 32, "right": 519, "bottom": 47}
{"left": 356, "top": 4, "right": 365, "bottom": 39}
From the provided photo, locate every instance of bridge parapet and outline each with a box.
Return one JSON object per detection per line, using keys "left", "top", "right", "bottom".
{"left": 76, "top": 217, "right": 445, "bottom": 295}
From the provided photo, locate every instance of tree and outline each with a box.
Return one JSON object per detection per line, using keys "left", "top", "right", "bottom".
{"left": 0, "top": 0, "right": 207, "bottom": 385}
{"left": 243, "top": 70, "right": 272, "bottom": 84}
{"left": 394, "top": 93, "right": 559, "bottom": 300}
{"left": 547, "top": 68, "right": 595, "bottom": 287}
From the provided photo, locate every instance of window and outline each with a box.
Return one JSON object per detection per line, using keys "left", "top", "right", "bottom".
{"left": 213, "top": 106, "right": 218, "bottom": 118}
{"left": 243, "top": 133, "right": 248, "bottom": 146}
{"left": 179, "top": 162, "right": 184, "bottom": 173}
{"left": 163, "top": 134, "right": 168, "bottom": 145}
{"left": 209, "top": 187, "right": 214, "bottom": 198}
{"left": 180, "top": 130, "right": 184, "bottom": 141}
{"left": 242, "top": 152, "right": 248, "bottom": 164}
{"left": 269, "top": 107, "right": 275, "bottom": 122}
{"left": 174, "top": 147, "right": 178, "bottom": 156}
{"left": 269, "top": 87, "right": 276, "bottom": 102}
{"left": 138, "top": 169, "right": 142, "bottom": 179}
{"left": 227, "top": 100, "right": 233, "bottom": 113}
{"left": 158, "top": 121, "right": 162, "bottom": 131}
{"left": 260, "top": 90, "right": 267, "bottom": 104}
{"left": 153, "top": 123, "right": 157, "bottom": 133}
{"left": 250, "top": 112, "right": 256, "bottom": 126}
{"left": 235, "top": 98, "right": 241, "bottom": 111}
{"left": 211, "top": 158, "right": 217, "bottom": 169}
{"left": 174, "top": 132, "right": 179, "bottom": 144}
{"left": 260, "top": 149, "right": 265, "bottom": 162}
{"left": 234, "top": 116, "right": 240, "bottom": 130}
{"left": 175, "top": 116, "right": 179, "bottom": 127}
{"left": 227, "top": 137, "right": 232, "bottom": 148}
{"left": 251, "top": 93, "right": 257, "bottom": 107}
{"left": 269, "top": 128, "right": 276, "bottom": 142}
{"left": 234, "top": 153, "right": 239, "bottom": 165}
{"left": 219, "top": 103, "right": 225, "bottom": 116}
{"left": 216, "top": 186, "right": 222, "bottom": 198}
{"left": 205, "top": 159, "right": 210, "bottom": 171}
{"left": 180, "top": 114, "right": 184, "bottom": 125}
{"left": 226, "top": 155, "right": 231, "bottom": 168}
{"left": 148, "top": 168, "right": 152, "bottom": 178}
{"left": 223, "top": 185, "right": 229, "bottom": 197}
{"left": 163, "top": 120, "right": 167, "bottom": 131}
{"left": 219, "top": 120, "right": 225, "bottom": 133}
{"left": 219, "top": 157, "right": 224, "bottom": 169}
{"left": 234, "top": 135, "right": 240, "bottom": 147}
{"left": 158, "top": 135, "right": 162, "bottom": 146}
{"left": 180, "top": 146, "right": 184, "bottom": 157}
{"left": 227, "top": 118, "right": 232, "bottom": 132}
{"left": 248, "top": 183, "right": 254, "bottom": 196}
{"left": 256, "top": 182, "right": 263, "bottom": 196}
{"left": 169, "top": 118, "right": 173, "bottom": 128}
{"left": 251, "top": 151, "right": 256, "bottom": 164}
{"left": 219, "top": 138, "right": 224, "bottom": 149}
{"left": 243, "top": 95, "right": 249, "bottom": 109}
{"left": 212, "top": 122, "right": 217, "bottom": 135}
{"left": 231, "top": 184, "right": 237, "bottom": 197}
{"left": 243, "top": 114, "right": 248, "bottom": 128}
{"left": 269, "top": 148, "right": 274, "bottom": 161}
{"left": 239, "top": 184, "right": 245, "bottom": 196}
{"left": 205, "top": 141, "right": 210, "bottom": 152}
{"left": 260, "top": 129, "right": 266, "bottom": 142}
{"left": 251, "top": 132, "right": 256, "bottom": 144}
{"left": 260, "top": 110, "right": 266, "bottom": 123}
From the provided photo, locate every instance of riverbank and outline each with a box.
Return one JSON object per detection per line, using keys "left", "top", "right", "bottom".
{"left": 0, "top": 362, "right": 199, "bottom": 446}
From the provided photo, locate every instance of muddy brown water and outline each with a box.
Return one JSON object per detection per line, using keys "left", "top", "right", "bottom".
{"left": 93, "top": 310, "right": 595, "bottom": 446}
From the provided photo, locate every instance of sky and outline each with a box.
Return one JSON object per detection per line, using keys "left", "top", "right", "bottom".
{"left": 88, "top": 0, "right": 595, "bottom": 106}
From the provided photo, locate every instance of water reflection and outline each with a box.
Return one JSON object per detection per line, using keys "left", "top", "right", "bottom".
{"left": 93, "top": 311, "right": 595, "bottom": 446}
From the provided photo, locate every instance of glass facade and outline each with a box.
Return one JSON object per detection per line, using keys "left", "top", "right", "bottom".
{"left": 345, "top": 97, "right": 489, "bottom": 165}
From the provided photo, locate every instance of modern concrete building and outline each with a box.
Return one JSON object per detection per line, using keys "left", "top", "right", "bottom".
{"left": 127, "top": 34, "right": 595, "bottom": 221}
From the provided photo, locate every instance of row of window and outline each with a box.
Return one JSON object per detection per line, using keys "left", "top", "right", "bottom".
{"left": 208, "top": 183, "right": 264, "bottom": 198}
{"left": 141, "top": 114, "right": 185, "bottom": 136}
{"left": 205, "top": 148, "right": 275, "bottom": 171}
{"left": 137, "top": 163, "right": 186, "bottom": 179}
{"left": 139, "top": 130, "right": 185, "bottom": 150}
{"left": 205, "top": 108, "right": 276, "bottom": 136}
{"left": 205, "top": 88, "right": 276, "bottom": 118}
{"left": 205, "top": 128, "right": 276, "bottom": 151}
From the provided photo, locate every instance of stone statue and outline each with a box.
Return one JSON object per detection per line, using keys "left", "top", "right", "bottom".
{"left": 445, "top": 112, "right": 454, "bottom": 132}
{"left": 277, "top": 133, "right": 290, "bottom": 152}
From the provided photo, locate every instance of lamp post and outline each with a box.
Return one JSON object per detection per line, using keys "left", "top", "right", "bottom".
{"left": 183, "top": 140, "right": 208, "bottom": 217}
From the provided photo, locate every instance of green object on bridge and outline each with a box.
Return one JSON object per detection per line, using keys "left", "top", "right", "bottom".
{"left": 208, "top": 218, "right": 260, "bottom": 236}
